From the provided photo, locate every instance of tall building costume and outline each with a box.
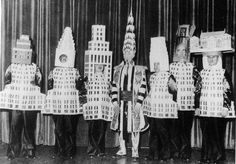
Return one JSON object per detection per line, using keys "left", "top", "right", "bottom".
{"left": 110, "top": 10, "right": 147, "bottom": 158}
{"left": 0, "top": 35, "right": 45, "bottom": 159}
{"left": 42, "top": 27, "right": 82, "bottom": 159}
{"left": 143, "top": 37, "right": 178, "bottom": 161}
{"left": 169, "top": 35, "right": 201, "bottom": 160}
{"left": 83, "top": 25, "right": 113, "bottom": 157}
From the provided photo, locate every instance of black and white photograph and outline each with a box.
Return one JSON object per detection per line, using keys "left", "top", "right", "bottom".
{"left": 0, "top": 0, "right": 235, "bottom": 164}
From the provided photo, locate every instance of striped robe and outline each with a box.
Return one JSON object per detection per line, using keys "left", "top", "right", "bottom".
{"left": 111, "top": 61, "right": 147, "bottom": 133}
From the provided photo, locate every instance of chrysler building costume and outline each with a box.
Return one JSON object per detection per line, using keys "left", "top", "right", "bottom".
{"left": 194, "top": 49, "right": 235, "bottom": 163}
{"left": 143, "top": 37, "right": 178, "bottom": 161}
{"left": 0, "top": 35, "right": 44, "bottom": 159}
{"left": 43, "top": 27, "right": 81, "bottom": 158}
{"left": 169, "top": 36, "right": 201, "bottom": 160}
{"left": 110, "top": 10, "right": 147, "bottom": 158}
{"left": 83, "top": 25, "right": 113, "bottom": 157}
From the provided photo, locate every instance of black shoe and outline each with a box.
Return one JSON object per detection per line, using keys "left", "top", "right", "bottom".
{"left": 144, "top": 155, "right": 154, "bottom": 161}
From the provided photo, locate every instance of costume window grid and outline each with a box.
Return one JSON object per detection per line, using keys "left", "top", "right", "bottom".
{"left": 84, "top": 25, "right": 112, "bottom": 82}
{"left": 44, "top": 67, "right": 81, "bottom": 115}
{"left": 196, "top": 69, "right": 235, "bottom": 118}
{"left": 143, "top": 72, "right": 178, "bottom": 118}
{"left": 0, "top": 64, "right": 45, "bottom": 111}
{"left": 83, "top": 73, "right": 113, "bottom": 121}
{"left": 169, "top": 62, "right": 195, "bottom": 111}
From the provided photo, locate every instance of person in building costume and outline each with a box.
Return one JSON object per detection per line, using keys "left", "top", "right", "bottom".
{"left": 0, "top": 35, "right": 45, "bottom": 160}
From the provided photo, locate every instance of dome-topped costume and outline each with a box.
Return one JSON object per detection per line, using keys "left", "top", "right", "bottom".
{"left": 0, "top": 35, "right": 44, "bottom": 160}
{"left": 169, "top": 27, "right": 201, "bottom": 160}
{"left": 110, "top": 9, "right": 147, "bottom": 159}
{"left": 42, "top": 27, "right": 82, "bottom": 159}
{"left": 143, "top": 37, "right": 178, "bottom": 161}
{"left": 194, "top": 49, "right": 235, "bottom": 163}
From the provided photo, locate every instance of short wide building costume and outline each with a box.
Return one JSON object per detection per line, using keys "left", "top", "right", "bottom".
{"left": 0, "top": 35, "right": 45, "bottom": 159}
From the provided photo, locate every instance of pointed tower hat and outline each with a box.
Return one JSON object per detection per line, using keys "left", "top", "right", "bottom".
{"left": 55, "top": 27, "right": 76, "bottom": 67}
{"left": 122, "top": 8, "right": 136, "bottom": 54}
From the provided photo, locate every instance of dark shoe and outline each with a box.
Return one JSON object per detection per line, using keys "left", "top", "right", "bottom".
{"left": 144, "top": 155, "right": 154, "bottom": 161}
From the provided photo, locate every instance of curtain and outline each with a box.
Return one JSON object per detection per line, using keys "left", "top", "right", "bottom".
{"left": 0, "top": 0, "right": 235, "bottom": 149}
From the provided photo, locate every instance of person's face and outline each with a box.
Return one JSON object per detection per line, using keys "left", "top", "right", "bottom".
{"left": 176, "top": 44, "right": 187, "bottom": 62}
{"left": 207, "top": 55, "right": 219, "bottom": 66}
{"left": 154, "top": 62, "right": 160, "bottom": 73}
{"left": 59, "top": 54, "right": 68, "bottom": 63}
{"left": 123, "top": 49, "right": 135, "bottom": 63}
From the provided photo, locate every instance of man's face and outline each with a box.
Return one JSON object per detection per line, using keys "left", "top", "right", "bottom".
{"left": 207, "top": 55, "right": 219, "bottom": 66}
{"left": 176, "top": 44, "right": 187, "bottom": 62}
{"left": 123, "top": 49, "right": 135, "bottom": 63}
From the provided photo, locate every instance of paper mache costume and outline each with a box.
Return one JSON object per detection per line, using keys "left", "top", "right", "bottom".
{"left": 169, "top": 28, "right": 202, "bottom": 160}
{"left": 110, "top": 10, "right": 147, "bottom": 158}
{"left": 193, "top": 35, "right": 235, "bottom": 162}
{"left": 0, "top": 35, "right": 44, "bottom": 160}
{"left": 143, "top": 37, "right": 179, "bottom": 161}
{"left": 83, "top": 25, "right": 113, "bottom": 157}
{"left": 43, "top": 27, "right": 83, "bottom": 159}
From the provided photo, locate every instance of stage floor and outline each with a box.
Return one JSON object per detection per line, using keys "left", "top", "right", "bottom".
{"left": 0, "top": 143, "right": 235, "bottom": 164}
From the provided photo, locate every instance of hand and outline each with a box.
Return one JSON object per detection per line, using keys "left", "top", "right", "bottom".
{"left": 113, "top": 104, "right": 120, "bottom": 115}
{"left": 221, "top": 108, "right": 228, "bottom": 117}
{"left": 133, "top": 104, "right": 140, "bottom": 118}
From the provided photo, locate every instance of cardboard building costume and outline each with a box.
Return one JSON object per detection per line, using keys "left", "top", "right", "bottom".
{"left": 83, "top": 25, "right": 113, "bottom": 156}
{"left": 0, "top": 35, "right": 44, "bottom": 160}
{"left": 44, "top": 27, "right": 82, "bottom": 158}
{"left": 192, "top": 32, "right": 235, "bottom": 162}
{"left": 169, "top": 29, "right": 202, "bottom": 160}
{"left": 143, "top": 37, "right": 179, "bottom": 160}
{"left": 110, "top": 10, "right": 147, "bottom": 158}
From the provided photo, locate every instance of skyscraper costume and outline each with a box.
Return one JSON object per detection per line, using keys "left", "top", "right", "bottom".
{"left": 83, "top": 25, "right": 113, "bottom": 157}
{"left": 0, "top": 35, "right": 45, "bottom": 160}
{"left": 195, "top": 51, "right": 235, "bottom": 163}
{"left": 169, "top": 41, "right": 201, "bottom": 161}
{"left": 143, "top": 37, "right": 178, "bottom": 161}
{"left": 42, "top": 27, "right": 81, "bottom": 159}
{"left": 110, "top": 10, "right": 147, "bottom": 158}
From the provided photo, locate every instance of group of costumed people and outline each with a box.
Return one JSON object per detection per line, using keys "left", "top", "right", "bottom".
{"left": 0, "top": 7, "right": 235, "bottom": 164}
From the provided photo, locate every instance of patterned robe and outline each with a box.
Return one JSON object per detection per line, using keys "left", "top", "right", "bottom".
{"left": 110, "top": 61, "right": 147, "bottom": 133}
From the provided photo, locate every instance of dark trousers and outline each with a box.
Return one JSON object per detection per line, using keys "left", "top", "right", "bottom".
{"left": 87, "top": 120, "right": 107, "bottom": 155}
{"left": 200, "top": 117, "right": 227, "bottom": 162}
{"left": 148, "top": 118, "right": 178, "bottom": 160}
{"left": 7, "top": 110, "right": 37, "bottom": 158}
{"left": 177, "top": 111, "right": 194, "bottom": 159}
{"left": 53, "top": 115, "right": 78, "bottom": 157}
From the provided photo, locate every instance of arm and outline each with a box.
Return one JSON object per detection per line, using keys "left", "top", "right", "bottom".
{"left": 35, "top": 67, "right": 42, "bottom": 87}
{"left": 193, "top": 67, "right": 202, "bottom": 108}
{"left": 5, "top": 65, "right": 12, "bottom": 85}
{"left": 168, "top": 74, "right": 177, "bottom": 102}
{"left": 223, "top": 71, "right": 234, "bottom": 109}
{"left": 47, "top": 70, "right": 54, "bottom": 90}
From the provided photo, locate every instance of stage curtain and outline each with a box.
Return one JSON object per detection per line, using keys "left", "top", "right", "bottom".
{"left": 0, "top": 0, "right": 235, "bottom": 149}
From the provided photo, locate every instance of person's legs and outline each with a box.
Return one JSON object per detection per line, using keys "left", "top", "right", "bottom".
{"left": 64, "top": 115, "right": 78, "bottom": 158}
{"left": 22, "top": 111, "right": 37, "bottom": 158}
{"left": 179, "top": 111, "right": 194, "bottom": 160}
{"left": 146, "top": 118, "right": 156, "bottom": 159}
{"left": 7, "top": 111, "right": 24, "bottom": 159}
{"left": 131, "top": 132, "right": 140, "bottom": 158}
{"left": 53, "top": 115, "right": 65, "bottom": 157}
